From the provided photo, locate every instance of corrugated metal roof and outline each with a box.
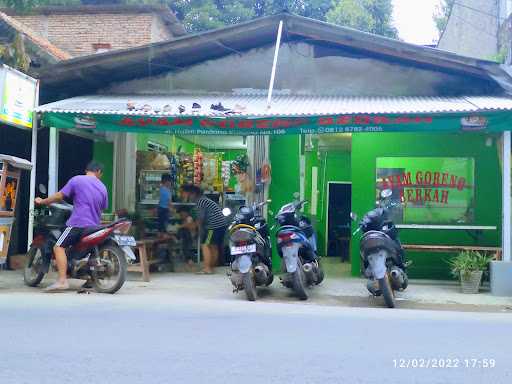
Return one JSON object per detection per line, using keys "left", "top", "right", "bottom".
{"left": 36, "top": 94, "right": 512, "bottom": 117}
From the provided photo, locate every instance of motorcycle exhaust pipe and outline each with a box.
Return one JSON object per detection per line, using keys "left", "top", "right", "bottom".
{"left": 254, "top": 265, "right": 269, "bottom": 285}
{"left": 390, "top": 267, "right": 407, "bottom": 290}
{"left": 230, "top": 272, "right": 243, "bottom": 289}
{"left": 302, "top": 263, "right": 315, "bottom": 282}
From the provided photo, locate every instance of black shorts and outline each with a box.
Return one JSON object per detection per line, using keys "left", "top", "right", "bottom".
{"left": 157, "top": 207, "right": 169, "bottom": 232}
{"left": 55, "top": 227, "right": 84, "bottom": 248}
{"left": 201, "top": 227, "right": 226, "bottom": 246}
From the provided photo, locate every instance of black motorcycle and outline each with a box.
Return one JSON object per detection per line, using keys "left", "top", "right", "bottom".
{"left": 352, "top": 189, "right": 408, "bottom": 308}
{"left": 275, "top": 199, "right": 324, "bottom": 300}
{"left": 224, "top": 201, "right": 273, "bottom": 301}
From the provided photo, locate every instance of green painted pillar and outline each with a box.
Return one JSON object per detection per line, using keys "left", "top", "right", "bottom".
{"left": 268, "top": 135, "right": 300, "bottom": 272}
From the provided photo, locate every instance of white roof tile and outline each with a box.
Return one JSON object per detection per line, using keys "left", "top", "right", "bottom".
{"left": 36, "top": 94, "right": 512, "bottom": 117}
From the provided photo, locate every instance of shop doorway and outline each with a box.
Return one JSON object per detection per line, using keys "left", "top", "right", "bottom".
{"left": 58, "top": 132, "right": 94, "bottom": 189}
{"left": 326, "top": 182, "right": 351, "bottom": 262}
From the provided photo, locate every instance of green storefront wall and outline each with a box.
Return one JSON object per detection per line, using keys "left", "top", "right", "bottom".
{"left": 350, "top": 132, "right": 502, "bottom": 280}
{"left": 269, "top": 135, "right": 301, "bottom": 270}
{"left": 136, "top": 133, "right": 197, "bottom": 153}
{"left": 268, "top": 132, "right": 503, "bottom": 279}
{"left": 93, "top": 141, "right": 114, "bottom": 213}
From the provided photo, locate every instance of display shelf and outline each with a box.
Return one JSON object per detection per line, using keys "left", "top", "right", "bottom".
{"left": 138, "top": 200, "right": 196, "bottom": 206}
{"left": 139, "top": 169, "right": 170, "bottom": 203}
{"left": 139, "top": 200, "right": 160, "bottom": 205}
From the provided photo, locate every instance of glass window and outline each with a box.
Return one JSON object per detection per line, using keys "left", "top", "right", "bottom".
{"left": 376, "top": 157, "right": 475, "bottom": 224}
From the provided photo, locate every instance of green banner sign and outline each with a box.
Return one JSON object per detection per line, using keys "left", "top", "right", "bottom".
{"left": 43, "top": 110, "right": 512, "bottom": 135}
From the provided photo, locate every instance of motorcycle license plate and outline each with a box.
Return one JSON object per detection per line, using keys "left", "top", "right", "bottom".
{"left": 231, "top": 244, "right": 256, "bottom": 255}
{"left": 114, "top": 235, "right": 136, "bottom": 247}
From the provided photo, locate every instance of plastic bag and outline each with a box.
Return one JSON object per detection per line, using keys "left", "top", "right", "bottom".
{"left": 151, "top": 154, "right": 170, "bottom": 170}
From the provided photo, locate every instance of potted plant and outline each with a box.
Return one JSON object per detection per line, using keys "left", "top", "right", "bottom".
{"left": 449, "top": 251, "right": 493, "bottom": 294}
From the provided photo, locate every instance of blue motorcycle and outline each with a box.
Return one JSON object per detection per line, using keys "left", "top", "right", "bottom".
{"left": 275, "top": 199, "right": 324, "bottom": 300}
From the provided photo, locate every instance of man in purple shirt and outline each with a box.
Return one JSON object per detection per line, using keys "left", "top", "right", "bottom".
{"left": 35, "top": 161, "right": 108, "bottom": 292}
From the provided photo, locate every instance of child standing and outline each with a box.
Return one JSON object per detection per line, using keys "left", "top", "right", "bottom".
{"left": 157, "top": 174, "right": 173, "bottom": 235}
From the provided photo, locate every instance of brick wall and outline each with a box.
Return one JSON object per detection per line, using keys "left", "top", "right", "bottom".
{"left": 14, "top": 12, "right": 174, "bottom": 57}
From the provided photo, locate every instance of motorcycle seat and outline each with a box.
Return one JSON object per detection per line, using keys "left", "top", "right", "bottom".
{"left": 79, "top": 219, "right": 130, "bottom": 238}
{"left": 80, "top": 226, "right": 103, "bottom": 238}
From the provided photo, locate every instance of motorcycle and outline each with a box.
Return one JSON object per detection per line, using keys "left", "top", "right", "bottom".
{"left": 224, "top": 201, "right": 273, "bottom": 301}
{"left": 24, "top": 185, "right": 136, "bottom": 294}
{"left": 352, "top": 189, "right": 409, "bottom": 308}
{"left": 275, "top": 199, "right": 324, "bottom": 300}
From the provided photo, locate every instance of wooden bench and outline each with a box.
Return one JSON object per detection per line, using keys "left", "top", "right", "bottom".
{"left": 402, "top": 244, "right": 502, "bottom": 261}
{"left": 127, "top": 236, "right": 176, "bottom": 282}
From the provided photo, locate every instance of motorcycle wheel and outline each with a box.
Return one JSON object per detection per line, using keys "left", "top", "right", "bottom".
{"left": 378, "top": 273, "right": 395, "bottom": 308}
{"left": 24, "top": 246, "right": 46, "bottom": 287}
{"left": 242, "top": 271, "right": 257, "bottom": 301}
{"left": 292, "top": 265, "right": 308, "bottom": 300}
{"left": 92, "top": 244, "right": 127, "bottom": 294}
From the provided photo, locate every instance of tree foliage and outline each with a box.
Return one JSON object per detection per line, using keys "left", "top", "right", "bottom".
{"left": 326, "top": 0, "right": 397, "bottom": 38}
{"left": 433, "top": 0, "right": 454, "bottom": 37}
{"left": 0, "top": 0, "right": 81, "bottom": 11}
{"left": 0, "top": 32, "right": 31, "bottom": 71}
{"left": 0, "top": 0, "right": 399, "bottom": 39}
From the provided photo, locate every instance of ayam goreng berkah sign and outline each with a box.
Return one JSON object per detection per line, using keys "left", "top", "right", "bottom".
{"left": 42, "top": 110, "right": 512, "bottom": 135}
{"left": 376, "top": 157, "right": 475, "bottom": 225}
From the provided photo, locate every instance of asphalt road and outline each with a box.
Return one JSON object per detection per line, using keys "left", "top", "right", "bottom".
{"left": 1, "top": 291, "right": 511, "bottom": 384}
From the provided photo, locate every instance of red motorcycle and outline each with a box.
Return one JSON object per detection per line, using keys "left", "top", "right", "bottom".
{"left": 24, "top": 201, "right": 136, "bottom": 294}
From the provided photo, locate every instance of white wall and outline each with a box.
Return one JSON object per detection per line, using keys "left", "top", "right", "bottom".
{"left": 99, "top": 42, "right": 495, "bottom": 97}
{"left": 438, "top": 0, "right": 500, "bottom": 60}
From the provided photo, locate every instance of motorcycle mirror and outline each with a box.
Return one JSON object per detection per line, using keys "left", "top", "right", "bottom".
{"left": 380, "top": 189, "right": 393, "bottom": 199}
{"left": 350, "top": 212, "right": 358, "bottom": 221}
{"left": 222, "top": 208, "right": 232, "bottom": 217}
{"left": 38, "top": 184, "right": 47, "bottom": 195}
{"left": 293, "top": 192, "right": 300, "bottom": 199}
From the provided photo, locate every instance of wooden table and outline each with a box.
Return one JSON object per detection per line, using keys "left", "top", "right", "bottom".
{"left": 402, "top": 244, "right": 502, "bottom": 261}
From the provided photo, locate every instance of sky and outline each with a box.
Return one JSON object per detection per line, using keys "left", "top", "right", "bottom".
{"left": 392, "top": 0, "right": 443, "bottom": 45}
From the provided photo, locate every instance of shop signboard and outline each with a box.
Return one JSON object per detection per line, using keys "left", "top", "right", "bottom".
{"left": 376, "top": 157, "right": 475, "bottom": 224}
{"left": 0, "top": 217, "right": 13, "bottom": 264}
{"left": 43, "top": 111, "right": 512, "bottom": 136}
{"left": 0, "top": 65, "right": 38, "bottom": 129}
